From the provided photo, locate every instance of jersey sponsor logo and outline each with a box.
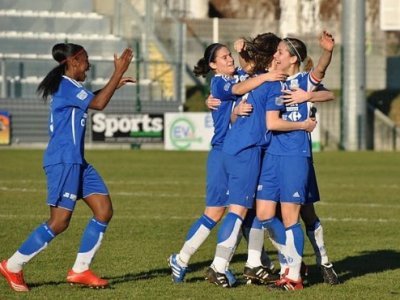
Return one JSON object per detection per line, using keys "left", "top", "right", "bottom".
{"left": 76, "top": 90, "right": 88, "bottom": 101}
{"left": 286, "top": 105, "right": 299, "bottom": 112}
{"left": 287, "top": 111, "right": 302, "bottom": 121}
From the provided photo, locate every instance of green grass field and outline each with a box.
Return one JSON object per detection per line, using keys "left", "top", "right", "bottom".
{"left": 0, "top": 149, "right": 399, "bottom": 299}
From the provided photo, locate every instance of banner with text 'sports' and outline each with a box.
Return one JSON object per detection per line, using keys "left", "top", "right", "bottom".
{"left": 91, "top": 112, "right": 164, "bottom": 143}
{"left": 164, "top": 112, "right": 213, "bottom": 151}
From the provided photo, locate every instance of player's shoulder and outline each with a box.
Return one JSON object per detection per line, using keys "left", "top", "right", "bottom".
{"left": 61, "top": 75, "right": 83, "bottom": 89}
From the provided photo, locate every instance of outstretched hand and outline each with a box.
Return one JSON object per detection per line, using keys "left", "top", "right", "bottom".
{"left": 234, "top": 38, "right": 246, "bottom": 53}
{"left": 114, "top": 48, "right": 134, "bottom": 74}
{"left": 319, "top": 31, "right": 335, "bottom": 52}
{"left": 117, "top": 77, "right": 136, "bottom": 89}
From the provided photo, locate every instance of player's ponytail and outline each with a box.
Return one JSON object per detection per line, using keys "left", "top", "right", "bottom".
{"left": 302, "top": 56, "right": 314, "bottom": 72}
{"left": 37, "top": 43, "right": 84, "bottom": 101}
{"left": 193, "top": 43, "right": 226, "bottom": 77}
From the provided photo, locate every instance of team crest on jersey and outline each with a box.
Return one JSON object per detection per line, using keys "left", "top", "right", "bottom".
{"left": 275, "top": 96, "right": 284, "bottom": 106}
{"left": 76, "top": 90, "right": 88, "bottom": 100}
{"left": 223, "top": 82, "right": 231, "bottom": 91}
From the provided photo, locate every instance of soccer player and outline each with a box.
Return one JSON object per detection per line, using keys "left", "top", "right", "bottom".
{"left": 0, "top": 43, "right": 133, "bottom": 292}
{"left": 168, "top": 42, "right": 286, "bottom": 285}
{"left": 281, "top": 82, "right": 340, "bottom": 285}
{"left": 256, "top": 31, "right": 335, "bottom": 291}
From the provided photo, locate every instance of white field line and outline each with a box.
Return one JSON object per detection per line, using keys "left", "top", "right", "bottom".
{"left": 0, "top": 214, "right": 398, "bottom": 223}
{"left": 1, "top": 187, "right": 400, "bottom": 209}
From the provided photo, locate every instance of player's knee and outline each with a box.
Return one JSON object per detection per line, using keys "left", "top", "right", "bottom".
{"left": 47, "top": 218, "right": 71, "bottom": 235}
{"left": 94, "top": 207, "right": 113, "bottom": 223}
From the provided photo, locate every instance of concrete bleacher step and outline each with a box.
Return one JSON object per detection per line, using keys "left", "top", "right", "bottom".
{"left": 0, "top": 10, "right": 110, "bottom": 35}
{"left": 0, "top": 0, "right": 93, "bottom": 13}
{"left": 2, "top": 57, "right": 117, "bottom": 79}
{"left": 0, "top": 32, "right": 127, "bottom": 57}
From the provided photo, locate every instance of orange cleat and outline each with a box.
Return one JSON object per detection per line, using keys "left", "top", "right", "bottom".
{"left": 67, "top": 269, "right": 109, "bottom": 288}
{"left": 0, "top": 260, "right": 29, "bottom": 292}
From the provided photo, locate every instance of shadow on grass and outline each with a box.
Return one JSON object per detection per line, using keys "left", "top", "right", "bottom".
{"left": 294, "top": 249, "right": 400, "bottom": 286}
{"left": 106, "top": 267, "right": 171, "bottom": 285}
{"left": 331, "top": 249, "right": 400, "bottom": 283}
{"left": 30, "top": 249, "right": 399, "bottom": 288}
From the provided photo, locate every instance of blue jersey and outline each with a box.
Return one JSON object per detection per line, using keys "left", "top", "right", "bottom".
{"left": 43, "top": 76, "right": 94, "bottom": 167}
{"left": 222, "top": 80, "right": 275, "bottom": 156}
{"left": 209, "top": 73, "right": 242, "bottom": 149}
{"left": 266, "top": 72, "right": 320, "bottom": 157}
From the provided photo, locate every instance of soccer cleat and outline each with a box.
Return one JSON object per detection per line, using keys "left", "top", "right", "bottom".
{"left": 243, "top": 265, "right": 279, "bottom": 285}
{"left": 168, "top": 254, "right": 188, "bottom": 283}
{"left": 66, "top": 269, "right": 109, "bottom": 288}
{"left": 225, "top": 269, "right": 237, "bottom": 287}
{"left": 270, "top": 276, "right": 304, "bottom": 291}
{"left": 300, "top": 261, "right": 308, "bottom": 277}
{"left": 205, "top": 266, "right": 230, "bottom": 288}
{"left": 0, "top": 260, "right": 29, "bottom": 292}
{"left": 320, "top": 263, "right": 339, "bottom": 285}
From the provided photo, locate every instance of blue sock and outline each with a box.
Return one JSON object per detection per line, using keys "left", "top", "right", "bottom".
{"left": 260, "top": 217, "right": 286, "bottom": 245}
{"left": 19, "top": 223, "right": 55, "bottom": 255}
{"left": 212, "top": 212, "right": 243, "bottom": 273}
{"left": 72, "top": 218, "right": 108, "bottom": 272}
{"left": 185, "top": 214, "right": 216, "bottom": 240}
{"left": 217, "top": 212, "right": 243, "bottom": 244}
{"left": 78, "top": 218, "right": 108, "bottom": 253}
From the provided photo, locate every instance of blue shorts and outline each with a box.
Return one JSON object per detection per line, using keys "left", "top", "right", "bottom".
{"left": 205, "top": 148, "right": 229, "bottom": 207}
{"left": 304, "top": 163, "right": 320, "bottom": 204}
{"left": 257, "top": 154, "right": 311, "bottom": 204}
{"left": 223, "top": 146, "right": 262, "bottom": 208}
{"left": 44, "top": 163, "right": 109, "bottom": 211}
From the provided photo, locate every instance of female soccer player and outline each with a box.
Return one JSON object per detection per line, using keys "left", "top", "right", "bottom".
{"left": 168, "top": 42, "right": 286, "bottom": 285}
{"left": 256, "top": 31, "right": 335, "bottom": 291}
{"left": 0, "top": 43, "right": 133, "bottom": 292}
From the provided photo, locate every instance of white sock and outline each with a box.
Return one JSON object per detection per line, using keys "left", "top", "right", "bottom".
{"left": 178, "top": 225, "right": 211, "bottom": 267}
{"left": 307, "top": 223, "right": 329, "bottom": 265}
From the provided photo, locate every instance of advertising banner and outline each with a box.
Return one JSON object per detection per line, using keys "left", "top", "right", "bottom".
{"left": 0, "top": 111, "right": 11, "bottom": 145}
{"left": 164, "top": 112, "right": 213, "bottom": 151}
{"left": 91, "top": 112, "right": 164, "bottom": 143}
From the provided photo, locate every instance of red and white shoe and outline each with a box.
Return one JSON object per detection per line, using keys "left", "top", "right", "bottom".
{"left": 0, "top": 260, "right": 29, "bottom": 292}
{"left": 272, "top": 276, "right": 304, "bottom": 291}
{"left": 67, "top": 269, "right": 109, "bottom": 288}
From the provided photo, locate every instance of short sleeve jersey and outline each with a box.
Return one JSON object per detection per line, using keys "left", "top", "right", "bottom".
{"left": 43, "top": 76, "right": 94, "bottom": 167}
{"left": 209, "top": 72, "right": 241, "bottom": 149}
{"left": 266, "top": 71, "right": 320, "bottom": 157}
{"left": 222, "top": 79, "right": 275, "bottom": 156}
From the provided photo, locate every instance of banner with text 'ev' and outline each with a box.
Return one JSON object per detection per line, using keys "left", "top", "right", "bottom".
{"left": 164, "top": 112, "right": 213, "bottom": 151}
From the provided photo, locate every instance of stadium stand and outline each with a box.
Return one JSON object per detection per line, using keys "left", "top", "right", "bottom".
{"left": 0, "top": 0, "right": 180, "bottom": 144}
